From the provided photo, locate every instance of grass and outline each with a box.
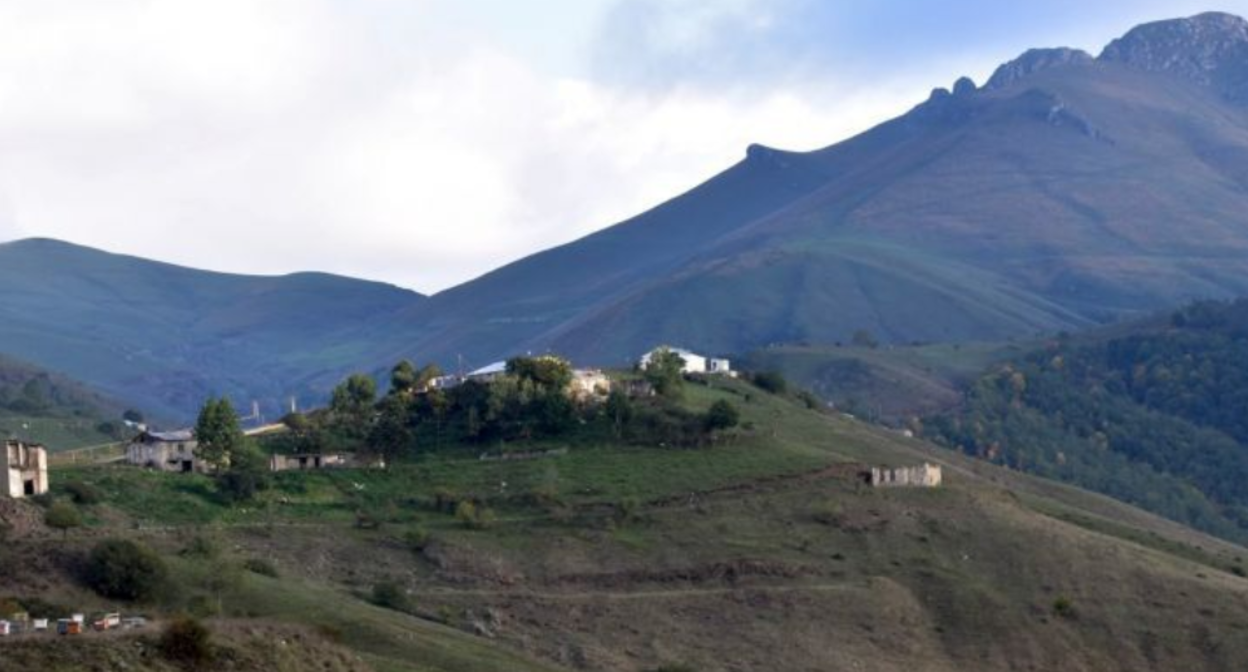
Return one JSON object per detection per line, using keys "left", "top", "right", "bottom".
{"left": 29, "top": 376, "right": 1248, "bottom": 671}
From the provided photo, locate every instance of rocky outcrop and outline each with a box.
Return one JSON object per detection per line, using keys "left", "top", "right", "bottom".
{"left": 985, "top": 48, "right": 1095, "bottom": 90}
{"left": 1100, "top": 12, "right": 1248, "bottom": 101}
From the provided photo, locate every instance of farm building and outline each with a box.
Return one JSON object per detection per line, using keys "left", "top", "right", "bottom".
{"left": 125, "top": 430, "right": 207, "bottom": 473}
{"left": 867, "top": 463, "right": 943, "bottom": 488}
{"left": 638, "top": 347, "right": 732, "bottom": 375}
{"left": 3, "top": 440, "right": 48, "bottom": 498}
{"left": 268, "top": 452, "right": 383, "bottom": 472}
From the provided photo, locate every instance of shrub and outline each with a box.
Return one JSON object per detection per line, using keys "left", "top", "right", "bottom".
{"left": 63, "top": 480, "right": 103, "bottom": 505}
{"left": 811, "top": 500, "right": 844, "bottom": 526}
{"left": 159, "top": 616, "right": 213, "bottom": 664}
{"left": 455, "top": 501, "right": 496, "bottom": 530}
{"left": 704, "top": 400, "right": 740, "bottom": 432}
{"left": 181, "top": 535, "right": 220, "bottom": 559}
{"left": 44, "top": 501, "right": 83, "bottom": 538}
{"left": 243, "top": 558, "right": 279, "bottom": 578}
{"left": 1052, "top": 595, "right": 1076, "bottom": 619}
{"left": 751, "top": 371, "right": 788, "bottom": 395}
{"left": 404, "top": 526, "right": 431, "bottom": 552}
{"left": 84, "top": 539, "right": 169, "bottom": 602}
{"left": 371, "top": 581, "right": 409, "bottom": 611}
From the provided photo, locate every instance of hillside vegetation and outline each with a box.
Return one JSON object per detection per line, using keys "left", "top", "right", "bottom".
{"left": 0, "top": 353, "right": 131, "bottom": 449}
{"left": 924, "top": 299, "right": 1248, "bottom": 543}
{"left": 8, "top": 373, "right": 1248, "bottom": 671}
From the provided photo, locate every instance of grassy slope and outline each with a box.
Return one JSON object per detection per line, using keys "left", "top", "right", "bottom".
{"left": 27, "top": 378, "right": 1248, "bottom": 671}
{"left": 743, "top": 341, "right": 1023, "bottom": 421}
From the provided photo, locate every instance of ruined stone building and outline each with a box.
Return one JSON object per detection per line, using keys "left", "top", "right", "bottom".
{"left": 3, "top": 440, "right": 48, "bottom": 498}
{"left": 868, "top": 463, "right": 942, "bottom": 488}
{"left": 125, "top": 430, "right": 206, "bottom": 473}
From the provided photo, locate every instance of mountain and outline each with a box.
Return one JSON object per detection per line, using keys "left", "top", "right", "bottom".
{"left": 0, "top": 239, "right": 423, "bottom": 420}
{"left": 362, "top": 12, "right": 1248, "bottom": 370}
{"left": 922, "top": 299, "right": 1248, "bottom": 542}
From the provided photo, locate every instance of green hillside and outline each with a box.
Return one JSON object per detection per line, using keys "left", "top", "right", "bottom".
{"left": 922, "top": 299, "right": 1248, "bottom": 543}
{"left": 0, "top": 353, "right": 131, "bottom": 449}
{"left": 9, "top": 373, "right": 1248, "bottom": 670}
{"left": 0, "top": 238, "right": 423, "bottom": 420}
{"left": 742, "top": 341, "right": 1023, "bottom": 422}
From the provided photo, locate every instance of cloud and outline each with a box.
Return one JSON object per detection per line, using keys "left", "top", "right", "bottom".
{"left": 3, "top": 1, "right": 1241, "bottom": 293}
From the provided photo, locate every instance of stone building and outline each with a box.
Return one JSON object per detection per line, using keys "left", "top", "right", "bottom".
{"left": 868, "top": 463, "right": 942, "bottom": 488}
{"left": 269, "top": 452, "right": 352, "bottom": 472}
{"left": 3, "top": 440, "right": 48, "bottom": 498}
{"left": 125, "top": 430, "right": 206, "bottom": 473}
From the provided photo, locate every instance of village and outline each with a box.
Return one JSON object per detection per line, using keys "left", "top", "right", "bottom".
{"left": 1, "top": 345, "right": 940, "bottom": 642}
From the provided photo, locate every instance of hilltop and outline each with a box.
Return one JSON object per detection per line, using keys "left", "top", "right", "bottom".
{"left": 7, "top": 373, "right": 1248, "bottom": 671}
{"left": 0, "top": 238, "right": 423, "bottom": 420}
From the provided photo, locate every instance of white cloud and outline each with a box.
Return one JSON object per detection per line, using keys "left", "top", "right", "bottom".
{"left": 0, "top": 0, "right": 1020, "bottom": 293}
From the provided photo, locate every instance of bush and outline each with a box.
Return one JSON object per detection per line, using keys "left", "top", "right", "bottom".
{"left": 243, "top": 558, "right": 280, "bottom": 578}
{"left": 371, "top": 581, "right": 409, "bottom": 611}
{"left": 454, "top": 501, "right": 496, "bottom": 530}
{"left": 63, "top": 480, "right": 104, "bottom": 505}
{"left": 751, "top": 371, "right": 788, "bottom": 395}
{"left": 84, "top": 539, "right": 169, "bottom": 602}
{"left": 811, "top": 500, "right": 844, "bottom": 526}
{"left": 159, "top": 616, "right": 213, "bottom": 664}
{"left": 1052, "top": 595, "right": 1076, "bottom": 619}
{"left": 44, "top": 501, "right": 83, "bottom": 537}
{"left": 404, "top": 526, "right": 431, "bottom": 552}
{"left": 704, "top": 400, "right": 740, "bottom": 432}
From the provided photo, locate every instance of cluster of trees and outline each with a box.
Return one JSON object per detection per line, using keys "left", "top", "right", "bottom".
{"left": 271, "top": 353, "right": 743, "bottom": 463}
{"left": 924, "top": 299, "right": 1248, "bottom": 541}
{"left": 194, "top": 397, "right": 269, "bottom": 503}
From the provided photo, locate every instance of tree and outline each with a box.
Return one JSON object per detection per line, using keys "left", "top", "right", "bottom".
{"left": 370, "top": 393, "right": 414, "bottom": 463}
{"left": 216, "top": 442, "right": 268, "bottom": 504}
{"left": 604, "top": 389, "right": 634, "bottom": 439}
{"left": 704, "top": 400, "right": 741, "bottom": 432}
{"left": 331, "top": 373, "right": 378, "bottom": 434}
{"left": 84, "top": 539, "right": 169, "bottom": 602}
{"left": 45, "top": 501, "right": 82, "bottom": 538}
{"left": 644, "top": 348, "right": 686, "bottom": 399}
{"left": 194, "top": 397, "right": 244, "bottom": 469}
{"left": 751, "top": 371, "right": 788, "bottom": 395}
{"left": 507, "top": 356, "right": 573, "bottom": 391}
{"left": 390, "top": 360, "right": 418, "bottom": 394}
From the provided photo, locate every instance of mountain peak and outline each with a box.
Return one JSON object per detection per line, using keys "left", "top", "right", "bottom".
{"left": 1100, "top": 12, "right": 1248, "bottom": 100}
{"left": 985, "top": 48, "right": 1094, "bottom": 90}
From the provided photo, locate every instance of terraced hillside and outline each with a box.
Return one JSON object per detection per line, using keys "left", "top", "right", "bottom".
{"left": 7, "top": 377, "right": 1248, "bottom": 671}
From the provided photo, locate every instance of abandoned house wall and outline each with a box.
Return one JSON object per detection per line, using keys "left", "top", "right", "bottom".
{"left": 868, "top": 463, "right": 942, "bottom": 488}
{"left": 3, "top": 441, "right": 49, "bottom": 498}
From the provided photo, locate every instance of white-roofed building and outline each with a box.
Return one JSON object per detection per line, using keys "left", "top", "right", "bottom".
{"left": 638, "top": 347, "right": 731, "bottom": 375}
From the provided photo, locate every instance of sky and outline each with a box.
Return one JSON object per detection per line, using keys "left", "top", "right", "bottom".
{"left": 1, "top": 0, "right": 1246, "bottom": 294}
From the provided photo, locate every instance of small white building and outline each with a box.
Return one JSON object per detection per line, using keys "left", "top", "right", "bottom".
{"left": 3, "top": 440, "right": 49, "bottom": 498}
{"left": 639, "top": 347, "right": 732, "bottom": 375}
{"left": 126, "top": 430, "right": 206, "bottom": 473}
{"left": 868, "top": 463, "right": 942, "bottom": 488}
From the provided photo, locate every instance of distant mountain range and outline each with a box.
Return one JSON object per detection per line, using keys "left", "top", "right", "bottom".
{"left": 5, "top": 12, "right": 1248, "bottom": 418}
{"left": 0, "top": 238, "right": 421, "bottom": 419}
